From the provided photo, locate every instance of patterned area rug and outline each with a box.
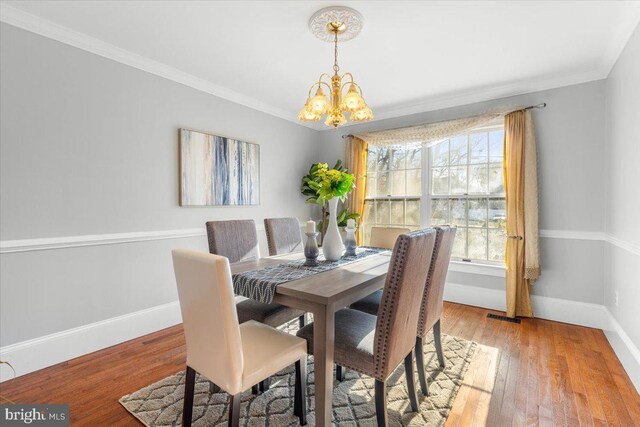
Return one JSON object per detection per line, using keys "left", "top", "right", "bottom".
{"left": 120, "top": 320, "right": 476, "bottom": 426}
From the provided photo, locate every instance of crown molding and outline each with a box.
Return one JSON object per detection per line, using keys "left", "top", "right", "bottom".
{"left": 1, "top": 3, "right": 637, "bottom": 133}
{"left": 325, "top": 66, "right": 608, "bottom": 131}
{"left": 0, "top": 4, "right": 317, "bottom": 130}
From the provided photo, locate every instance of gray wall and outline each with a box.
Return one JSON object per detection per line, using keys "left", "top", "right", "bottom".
{"left": 0, "top": 23, "right": 319, "bottom": 346}
{"left": 604, "top": 24, "right": 640, "bottom": 360}
{"left": 319, "top": 81, "right": 607, "bottom": 304}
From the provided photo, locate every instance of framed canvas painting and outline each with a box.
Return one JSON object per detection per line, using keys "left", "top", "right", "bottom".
{"left": 179, "top": 128, "right": 260, "bottom": 206}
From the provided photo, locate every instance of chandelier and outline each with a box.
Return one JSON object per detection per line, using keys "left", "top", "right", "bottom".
{"left": 298, "top": 7, "right": 373, "bottom": 127}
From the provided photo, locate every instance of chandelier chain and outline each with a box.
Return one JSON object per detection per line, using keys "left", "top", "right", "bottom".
{"left": 333, "top": 29, "right": 339, "bottom": 73}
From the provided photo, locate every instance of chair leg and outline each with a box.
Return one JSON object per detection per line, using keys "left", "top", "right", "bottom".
{"left": 294, "top": 355, "right": 307, "bottom": 425}
{"left": 182, "top": 366, "right": 196, "bottom": 427}
{"left": 434, "top": 319, "right": 446, "bottom": 368}
{"left": 209, "top": 381, "right": 220, "bottom": 394}
{"left": 228, "top": 393, "right": 241, "bottom": 427}
{"left": 259, "top": 377, "right": 270, "bottom": 392}
{"left": 404, "top": 351, "right": 420, "bottom": 412}
{"left": 299, "top": 314, "right": 306, "bottom": 328}
{"left": 336, "top": 365, "right": 345, "bottom": 381}
{"left": 415, "top": 336, "right": 429, "bottom": 396}
{"left": 375, "top": 380, "right": 388, "bottom": 427}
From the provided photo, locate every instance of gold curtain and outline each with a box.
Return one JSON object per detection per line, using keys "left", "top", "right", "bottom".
{"left": 345, "top": 136, "right": 368, "bottom": 245}
{"left": 504, "top": 110, "right": 540, "bottom": 318}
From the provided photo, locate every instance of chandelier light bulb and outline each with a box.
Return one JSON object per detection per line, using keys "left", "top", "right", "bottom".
{"left": 341, "top": 84, "right": 365, "bottom": 112}
{"left": 351, "top": 105, "right": 373, "bottom": 122}
{"left": 298, "top": 100, "right": 321, "bottom": 122}
{"left": 310, "top": 87, "right": 330, "bottom": 114}
{"left": 324, "top": 111, "right": 347, "bottom": 127}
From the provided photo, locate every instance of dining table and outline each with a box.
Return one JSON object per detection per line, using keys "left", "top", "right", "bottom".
{"left": 230, "top": 249, "right": 392, "bottom": 427}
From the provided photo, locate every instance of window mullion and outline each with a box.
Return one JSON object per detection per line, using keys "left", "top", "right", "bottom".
{"left": 421, "top": 143, "right": 430, "bottom": 228}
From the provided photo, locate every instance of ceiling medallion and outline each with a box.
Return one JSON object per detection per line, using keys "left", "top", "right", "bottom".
{"left": 298, "top": 6, "right": 373, "bottom": 127}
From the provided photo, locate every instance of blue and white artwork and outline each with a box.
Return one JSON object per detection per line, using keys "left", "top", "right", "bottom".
{"left": 180, "top": 129, "right": 260, "bottom": 206}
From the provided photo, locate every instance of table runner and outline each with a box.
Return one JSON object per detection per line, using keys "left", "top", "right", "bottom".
{"left": 232, "top": 247, "right": 388, "bottom": 303}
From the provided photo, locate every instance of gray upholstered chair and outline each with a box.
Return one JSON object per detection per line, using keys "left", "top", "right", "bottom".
{"left": 264, "top": 217, "right": 303, "bottom": 256}
{"left": 206, "top": 220, "right": 306, "bottom": 392}
{"left": 351, "top": 226, "right": 456, "bottom": 396}
{"left": 172, "top": 249, "right": 307, "bottom": 427}
{"left": 297, "top": 229, "right": 437, "bottom": 426}
{"left": 414, "top": 226, "right": 456, "bottom": 394}
{"left": 334, "top": 225, "right": 410, "bottom": 382}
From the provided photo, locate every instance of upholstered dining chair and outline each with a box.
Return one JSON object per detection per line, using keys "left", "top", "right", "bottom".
{"left": 172, "top": 249, "right": 308, "bottom": 427}
{"left": 297, "top": 229, "right": 437, "bottom": 426}
{"left": 351, "top": 226, "right": 456, "bottom": 396}
{"left": 264, "top": 217, "right": 303, "bottom": 256}
{"left": 206, "top": 220, "right": 305, "bottom": 328}
{"left": 369, "top": 226, "right": 411, "bottom": 249}
{"left": 206, "top": 220, "right": 306, "bottom": 392}
{"left": 333, "top": 225, "right": 410, "bottom": 382}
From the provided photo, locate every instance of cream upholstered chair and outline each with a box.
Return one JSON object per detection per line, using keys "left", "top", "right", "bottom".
{"left": 264, "top": 217, "right": 303, "bottom": 256}
{"left": 351, "top": 226, "right": 456, "bottom": 396}
{"left": 369, "top": 226, "right": 411, "bottom": 249}
{"left": 172, "top": 249, "right": 308, "bottom": 427}
{"left": 297, "top": 230, "right": 436, "bottom": 426}
{"left": 206, "top": 220, "right": 306, "bottom": 392}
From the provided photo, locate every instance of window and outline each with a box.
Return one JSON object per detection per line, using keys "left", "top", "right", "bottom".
{"left": 363, "top": 125, "right": 506, "bottom": 264}
{"left": 362, "top": 145, "right": 422, "bottom": 245}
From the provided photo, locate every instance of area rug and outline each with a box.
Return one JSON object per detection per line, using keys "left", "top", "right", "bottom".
{"left": 120, "top": 320, "right": 476, "bottom": 426}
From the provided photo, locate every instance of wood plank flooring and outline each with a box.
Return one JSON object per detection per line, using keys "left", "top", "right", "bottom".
{"left": 1, "top": 302, "right": 638, "bottom": 426}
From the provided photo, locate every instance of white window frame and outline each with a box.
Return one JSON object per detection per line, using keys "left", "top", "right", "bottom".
{"left": 362, "top": 123, "right": 506, "bottom": 276}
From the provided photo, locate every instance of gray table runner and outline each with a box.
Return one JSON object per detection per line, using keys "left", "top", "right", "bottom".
{"left": 232, "top": 247, "right": 388, "bottom": 303}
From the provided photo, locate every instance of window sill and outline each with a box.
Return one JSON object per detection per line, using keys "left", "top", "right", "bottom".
{"left": 448, "top": 260, "right": 506, "bottom": 277}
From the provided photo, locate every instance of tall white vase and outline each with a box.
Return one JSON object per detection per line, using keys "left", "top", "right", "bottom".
{"left": 322, "top": 198, "right": 344, "bottom": 261}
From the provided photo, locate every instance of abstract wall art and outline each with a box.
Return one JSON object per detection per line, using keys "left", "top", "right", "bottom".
{"left": 179, "top": 128, "right": 260, "bottom": 206}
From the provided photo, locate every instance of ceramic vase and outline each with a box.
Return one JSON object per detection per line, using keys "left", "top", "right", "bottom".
{"left": 322, "top": 198, "right": 344, "bottom": 261}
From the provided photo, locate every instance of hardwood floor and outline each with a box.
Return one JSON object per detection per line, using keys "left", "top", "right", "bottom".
{"left": 1, "top": 302, "right": 638, "bottom": 426}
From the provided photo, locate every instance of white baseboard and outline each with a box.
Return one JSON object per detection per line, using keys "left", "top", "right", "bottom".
{"left": 602, "top": 309, "right": 640, "bottom": 393}
{"left": 0, "top": 301, "right": 182, "bottom": 382}
{"left": 444, "top": 282, "right": 609, "bottom": 329}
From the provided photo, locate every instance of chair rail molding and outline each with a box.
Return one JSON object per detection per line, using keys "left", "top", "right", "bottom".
{"left": 0, "top": 227, "right": 611, "bottom": 254}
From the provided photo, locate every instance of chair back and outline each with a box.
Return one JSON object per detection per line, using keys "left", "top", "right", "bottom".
{"left": 172, "top": 249, "right": 243, "bottom": 392}
{"left": 373, "top": 229, "right": 436, "bottom": 380}
{"left": 370, "top": 226, "right": 411, "bottom": 249}
{"left": 206, "top": 220, "right": 260, "bottom": 263}
{"left": 264, "top": 217, "right": 303, "bottom": 256}
{"left": 418, "top": 226, "right": 456, "bottom": 336}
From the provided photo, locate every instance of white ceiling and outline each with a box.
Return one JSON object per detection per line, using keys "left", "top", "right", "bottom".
{"left": 2, "top": 1, "right": 640, "bottom": 130}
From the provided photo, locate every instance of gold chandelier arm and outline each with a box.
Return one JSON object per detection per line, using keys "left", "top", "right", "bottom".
{"left": 317, "top": 73, "right": 332, "bottom": 84}
{"left": 340, "top": 80, "right": 364, "bottom": 95}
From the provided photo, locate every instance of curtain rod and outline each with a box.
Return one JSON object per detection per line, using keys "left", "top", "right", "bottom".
{"left": 341, "top": 102, "right": 547, "bottom": 138}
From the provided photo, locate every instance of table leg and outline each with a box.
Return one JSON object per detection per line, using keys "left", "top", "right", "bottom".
{"left": 313, "top": 304, "right": 335, "bottom": 427}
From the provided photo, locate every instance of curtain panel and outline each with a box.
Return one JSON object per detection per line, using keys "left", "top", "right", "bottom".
{"left": 345, "top": 136, "right": 368, "bottom": 245}
{"left": 504, "top": 110, "right": 540, "bottom": 318}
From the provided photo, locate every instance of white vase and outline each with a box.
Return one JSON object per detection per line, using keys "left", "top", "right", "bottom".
{"left": 322, "top": 198, "right": 344, "bottom": 261}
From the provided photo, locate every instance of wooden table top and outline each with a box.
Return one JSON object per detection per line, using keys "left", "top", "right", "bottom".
{"left": 230, "top": 251, "right": 392, "bottom": 306}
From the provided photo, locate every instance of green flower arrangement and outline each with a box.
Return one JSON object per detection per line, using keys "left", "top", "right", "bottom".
{"left": 301, "top": 160, "right": 356, "bottom": 241}
{"left": 301, "top": 161, "right": 355, "bottom": 206}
